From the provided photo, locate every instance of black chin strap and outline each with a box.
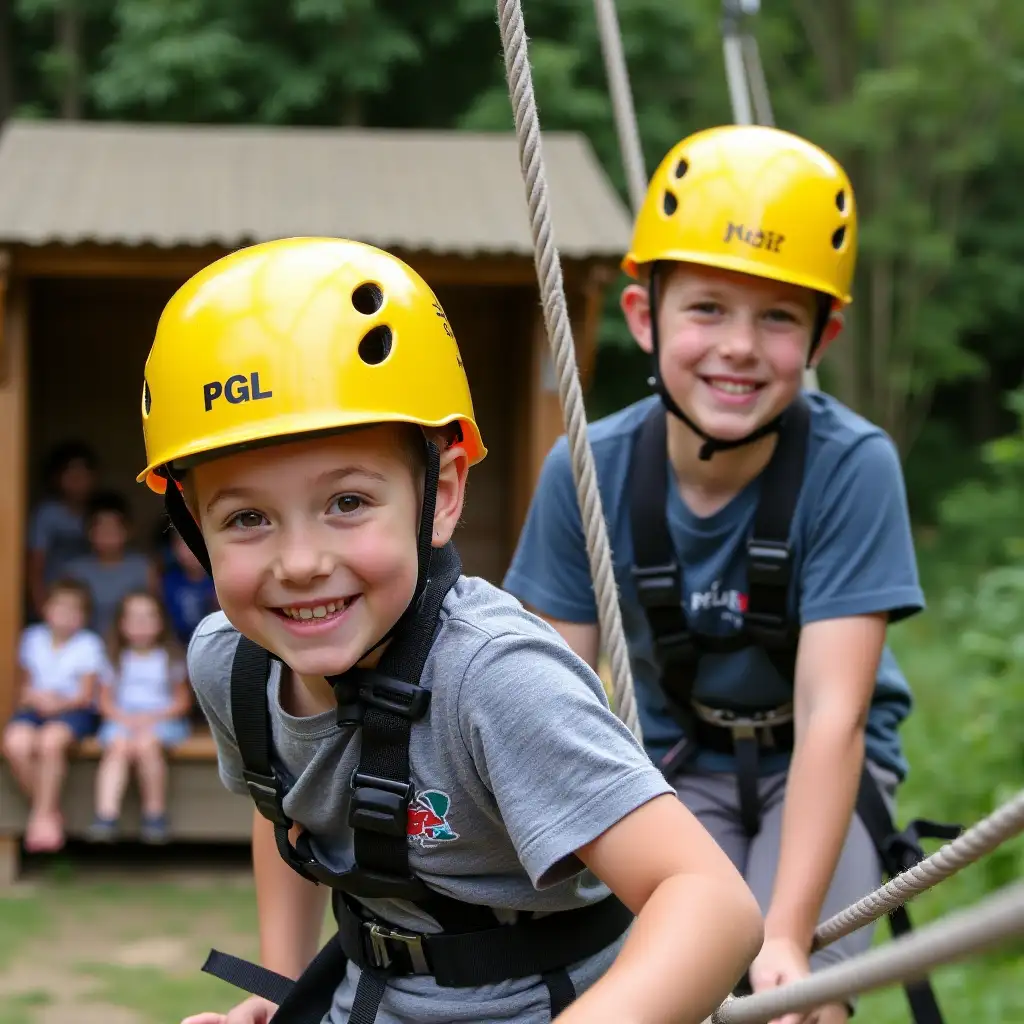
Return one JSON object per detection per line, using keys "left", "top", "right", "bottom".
{"left": 161, "top": 437, "right": 443, "bottom": 668}
{"left": 646, "top": 265, "right": 831, "bottom": 461}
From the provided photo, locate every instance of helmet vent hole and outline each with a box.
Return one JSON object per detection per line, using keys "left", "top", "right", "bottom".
{"left": 674, "top": 158, "right": 689, "bottom": 179}
{"left": 142, "top": 379, "right": 152, "bottom": 416}
{"left": 835, "top": 189, "right": 847, "bottom": 212}
{"left": 831, "top": 226, "right": 846, "bottom": 250}
{"left": 662, "top": 190, "right": 678, "bottom": 216}
{"left": 352, "top": 282, "right": 384, "bottom": 316}
{"left": 358, "top": 325, "right": 393, "bottom": 365}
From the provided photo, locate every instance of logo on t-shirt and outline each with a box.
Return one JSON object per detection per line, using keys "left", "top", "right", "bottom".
{"left": 407, "top": 789, "right": 459, "bottom": 846}
{"left": 690, "top": 580, "right": 748, "bottom": 630}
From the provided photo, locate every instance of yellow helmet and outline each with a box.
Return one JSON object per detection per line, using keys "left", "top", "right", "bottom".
{"left": 623, "top": 124, "right": 857, "bottom": 305}
{"left": 138, "top": 237, "right": 486, "bottom": 493}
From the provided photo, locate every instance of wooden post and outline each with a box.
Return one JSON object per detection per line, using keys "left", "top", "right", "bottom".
{"left": 0, "top": 261, "right": 27, "bottom": 728}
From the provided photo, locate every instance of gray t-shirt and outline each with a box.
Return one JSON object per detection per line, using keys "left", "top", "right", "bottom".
{"left": 66, "top": 552, "right": 152, "bottom": 637}
{"left": 188, "top": 576, "right": 673, "bottom": 1024}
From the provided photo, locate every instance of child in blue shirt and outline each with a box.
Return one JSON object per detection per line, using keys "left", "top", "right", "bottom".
{"left": 505, "top": 125, "right": 925, "bottom": 1024}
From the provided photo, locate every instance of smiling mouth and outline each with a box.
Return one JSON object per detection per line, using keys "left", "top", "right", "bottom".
{"left": 703, "top": 377, "right": 764, "bottom": 395}
{"left": 274, "top": 597, "right": 357, "bottom": 623}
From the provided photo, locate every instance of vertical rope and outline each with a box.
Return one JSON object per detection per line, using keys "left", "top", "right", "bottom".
{"left": 495, "top": 0, "right": 641, "bottom": 741}
{"left": 592, "top": 0, "right": 647, "bottom": 215}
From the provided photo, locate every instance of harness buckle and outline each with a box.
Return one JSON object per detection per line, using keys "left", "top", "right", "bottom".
{"left": 366, "top": 921, "right": 430, "bottom": 974}
{"left": 691, "top": 702, "right": 794, "bottom": 749}
{"left": 631, "top": 562, "right": 682, "bottom": 609}
{"left": 359, "top": 674, "right": 432, "bottom": 721}
{"left": 349, "top": 772, "right": 414, "bottom": 837}
{"left": 746, "top": 540, "right": 792, "bottom": 588}
{"left": 241, "top": 769, "right": 291, "bottom": 828}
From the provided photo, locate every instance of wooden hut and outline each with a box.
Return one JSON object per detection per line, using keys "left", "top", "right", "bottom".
{"left": 0, "top": 119, "right": 631, "bottom": 880}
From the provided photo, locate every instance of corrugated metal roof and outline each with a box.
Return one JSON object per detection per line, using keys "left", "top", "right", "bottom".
{"left": 0, "top": 119, "right": 632, "bottom": 258}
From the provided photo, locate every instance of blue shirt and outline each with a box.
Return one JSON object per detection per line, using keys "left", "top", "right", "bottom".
{"left": 503, "top": 392, "right": 925, "bottom": 780}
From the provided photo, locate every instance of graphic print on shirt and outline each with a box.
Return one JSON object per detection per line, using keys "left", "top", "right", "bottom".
{"left": 690, "top": 580, "right": 748, "bottom": 630}
{"left": 407, "top": 789, "right": 459, "bottom": 847}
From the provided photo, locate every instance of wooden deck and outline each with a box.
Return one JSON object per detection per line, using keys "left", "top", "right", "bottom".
{"left": 0, "top": 729, "right": 253, "bottom": 885}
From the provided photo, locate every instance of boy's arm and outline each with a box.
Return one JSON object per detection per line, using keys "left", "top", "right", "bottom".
{"left": 252, "top": 811, "right": 329, "bottom": 979}
{"left": 753, "top": 434, "right": 923, "bottom": 1012}
{"left": 755, "top": 615, "right": 883, "bottom": 968}
{"left": 559, "top": 794, "right": 763, "bottom": 1024}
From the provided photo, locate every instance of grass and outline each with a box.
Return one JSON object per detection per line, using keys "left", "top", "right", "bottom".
{"left": 0, "top": 861, "right": 261, "bottom": 1024}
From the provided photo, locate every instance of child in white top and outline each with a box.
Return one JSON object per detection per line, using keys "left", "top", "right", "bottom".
{"left": 2, "top": 578, "right": 105, "bottom": 852}
{"left": 88, "top": 591, "right": 192, "bottom": 844}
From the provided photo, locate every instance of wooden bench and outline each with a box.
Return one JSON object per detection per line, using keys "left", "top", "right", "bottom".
{"left": 0, "top": 729, "right": 254, "bottom": 885}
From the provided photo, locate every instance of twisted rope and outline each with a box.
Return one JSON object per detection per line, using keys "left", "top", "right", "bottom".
{"left": 711, "top": 879, "right": 1024, "bottom": 1023}
{"left": 814, "top": 787, "right": 1024, "bottom": 949}
{"left": 496, "top": 0, "right": 641, "bottom": 740}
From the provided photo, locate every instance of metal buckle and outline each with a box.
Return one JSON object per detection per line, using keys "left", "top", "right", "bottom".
{"left": 366, "top": 922, "right": 430, "bottom": 973}
{"left": 691, "top": 701, "right": 793, "bottom": 746}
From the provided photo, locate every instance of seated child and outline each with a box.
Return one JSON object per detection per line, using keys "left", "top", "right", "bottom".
{"left": 88, "top": 591, "right": 192, "bottom": 845}
{"left": 2, "top": 579, "right": 105, "bottom": 852}
{"left": 67, "top": 490, "right": 159, "bottom": 637}
{"left": 138, "top": 237, "right": 764, "bottom": 1024}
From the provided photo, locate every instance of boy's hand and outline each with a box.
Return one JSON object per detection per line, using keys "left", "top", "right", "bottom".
{"left": 182, "top": 995, "right": 278, "bottom": 1024}
{"left": 748, "top": 937, "right": 813, "bottom": 1024}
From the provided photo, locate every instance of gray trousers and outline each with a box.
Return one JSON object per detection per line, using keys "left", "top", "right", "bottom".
{"left": 672, "top": 760, "right": 899, "bottom": 978}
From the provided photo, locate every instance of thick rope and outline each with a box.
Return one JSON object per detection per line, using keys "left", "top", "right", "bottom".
{"left": 592, "top": 0, "right": 647, "bottom": 215}
{"left": 496, "top": 0, "right": 641, "bottom": 740}
{"left": 814, "top": 786, "right": 1024, "bottom": 950}
{"left": 710, "top": 879, "right": 1024, "bottom": 1024}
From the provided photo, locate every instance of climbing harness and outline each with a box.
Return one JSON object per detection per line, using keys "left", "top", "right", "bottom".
{"left": 198, "top": 542, "right": 632, "bottom": 1024}
{"left": 628, "top": 394, "right": 960, "bottom": 1022}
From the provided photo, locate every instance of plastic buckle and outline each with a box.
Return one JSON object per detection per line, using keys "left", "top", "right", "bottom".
{"left": 747, "top": 540, "right": 792, "bottom": 588}
{"left": 348, "top": 771, "right": 413, "bottom": 837}
{"left": 241, "top": 769, "right": 291, "bottom": 828}
{"left": 631, "top": 562, "right": 682, "bottom": 609}
{"left": 365, "top": 921, "right": 430, "bottom": 973}
{"left": 359, "top": 674, "right": 432, "bottom": 721}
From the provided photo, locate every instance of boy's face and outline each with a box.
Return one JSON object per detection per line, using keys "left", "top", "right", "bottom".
{"left": 45, "top": 589, "right": 87, "bottom": 637}
{"left": 89, "top": 511, "right": 129, "bottom": 559}
{"left": 192, "top": 424, "right": 467, "bottom": 684}
{"left": 622, "top": 263, "right": 840, "bottom": 444}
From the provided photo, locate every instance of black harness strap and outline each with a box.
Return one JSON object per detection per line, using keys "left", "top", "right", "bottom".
{"left": 629, "top": 398, "right": 808, "bottom": 835}
{"left": 628, "top": 396, "right": 957, "bottom": 1024}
